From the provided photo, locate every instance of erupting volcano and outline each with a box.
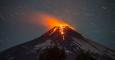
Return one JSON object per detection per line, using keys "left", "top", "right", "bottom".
{"left": 0, "top": 15, "right": 115, "bottom": 60}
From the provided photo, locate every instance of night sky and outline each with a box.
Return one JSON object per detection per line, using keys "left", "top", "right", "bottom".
{"left": 0, "top": 0, "right": 115, "bottom": 51}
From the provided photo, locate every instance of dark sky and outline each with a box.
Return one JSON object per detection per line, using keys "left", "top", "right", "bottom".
{"left": 0, "top": 0, "right": 115, "bottom": 51}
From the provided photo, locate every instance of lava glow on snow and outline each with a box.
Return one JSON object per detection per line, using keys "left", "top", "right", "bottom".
{"left": 53, "top": 25, "right": 66, "bottom": 40}
{"left": 40, "top": 14, "right": 75, "bottom": 40}
{"left": 59, "top": 25, "right": 65, "bottom": 40}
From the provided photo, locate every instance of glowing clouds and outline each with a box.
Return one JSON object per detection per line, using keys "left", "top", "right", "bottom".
{"left": 39, "top": 14, "right": 74, "bottom": 29}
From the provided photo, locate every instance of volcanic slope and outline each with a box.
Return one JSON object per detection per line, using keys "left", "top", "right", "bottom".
{"left": 0, "top": 26, "right": 115, "bottom": 60}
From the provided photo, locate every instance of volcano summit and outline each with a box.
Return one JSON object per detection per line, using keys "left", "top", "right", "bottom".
{"left": 0, "top": 26, "right": 115, "bottom": 60}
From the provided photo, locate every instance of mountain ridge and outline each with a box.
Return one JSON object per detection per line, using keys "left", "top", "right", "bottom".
{"left": 0, "top": 26, "right": 115, "bottom": 60}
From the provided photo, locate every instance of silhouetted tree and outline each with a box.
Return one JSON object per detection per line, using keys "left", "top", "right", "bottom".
{"left": 39, "top": 46, "right": 66, "bottom": 60}
{"left": 75, "top": 50, "right": 96, "bottom": 60}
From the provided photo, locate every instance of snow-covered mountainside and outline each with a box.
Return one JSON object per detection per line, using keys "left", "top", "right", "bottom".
{"left": 0, "top": 26, "right": 115, "bottom": 60}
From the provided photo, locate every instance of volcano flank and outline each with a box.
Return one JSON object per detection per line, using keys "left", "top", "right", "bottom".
{"left": 0, "top": 26, "right": 115, "bottom": 60}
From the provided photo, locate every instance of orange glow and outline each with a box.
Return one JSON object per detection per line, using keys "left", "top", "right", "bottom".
{"left": 49, "top": 27, "right": 57, "bottom": 35}
{"left": 59, "top": 25, "right": 65, "bottom": 40}
{"left": 39, "top": 14, "right": 75, "bottom": 40}
{"left": 40, "top": 14, "right": 74, "bottom": 29}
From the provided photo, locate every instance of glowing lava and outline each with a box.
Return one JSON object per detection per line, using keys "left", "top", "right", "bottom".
{"left": 40, "top": 14, "right": 75, "bottom": 40}
{"left": 59, "top": 25, "right": 65, "bottom": 40}
{"left": 50, "top": 25, "right": 66, "bottom": 40}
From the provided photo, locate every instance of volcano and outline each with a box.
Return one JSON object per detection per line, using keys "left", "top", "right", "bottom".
{"left": 0, "top": 26, "right": 115, "bottom": 60}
